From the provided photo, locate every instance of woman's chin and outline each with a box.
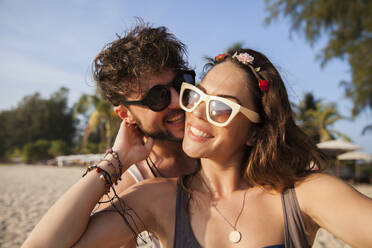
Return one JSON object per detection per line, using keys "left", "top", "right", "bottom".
{"left": 182, "top": 141, "right": 207, "bottom": 158}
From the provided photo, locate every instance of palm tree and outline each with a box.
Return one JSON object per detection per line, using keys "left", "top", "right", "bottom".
{"left": 74, "top": 91, "right": 119, "bottom": 151}
{"left": 204, "top": 42, "right": 244, "bottom": 62}
{"left": 362, "top": 124, "right": 372, "bottom": 135}
{"left": 294, "top": 92, "right": 350, "bottom": 143}
{"left": 293, "top": 92, "right": 320, "bottom": 142}
{"left": 306, "top": 101, "right": 350, "bottom": 142}
{"left": 225, "top": 42, "right": 244, "bottom": 55}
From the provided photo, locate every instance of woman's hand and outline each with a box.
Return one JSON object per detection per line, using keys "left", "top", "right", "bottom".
{"left": 112, "top": 120, "right": 154, "bottom": 169}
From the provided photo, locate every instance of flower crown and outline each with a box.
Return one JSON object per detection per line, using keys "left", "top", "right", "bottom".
{"left": 214, "top": 52, "right": 270, "bottom": 92}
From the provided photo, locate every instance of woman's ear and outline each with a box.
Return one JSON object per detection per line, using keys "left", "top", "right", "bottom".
{"left": 245, "top": 126, "right": 257, "bottom": 146}
{"left": 246, "top": 140, "right": 253, "bottom": 146}
{"left": 114, "top": 106, "right": 136, "bottom": 124}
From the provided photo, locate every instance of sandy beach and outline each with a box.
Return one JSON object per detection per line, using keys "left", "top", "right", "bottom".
{"left": 1, "top": 164, "right": 371, "bottom": 248}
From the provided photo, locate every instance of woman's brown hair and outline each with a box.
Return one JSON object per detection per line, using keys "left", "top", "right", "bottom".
{"left": 180, "top": 48, "right": 328, "bottom": 194}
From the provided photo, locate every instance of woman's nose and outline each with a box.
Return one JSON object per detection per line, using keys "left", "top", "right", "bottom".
{"left": 191, "top": 101, "right": 206, "bottom": 118}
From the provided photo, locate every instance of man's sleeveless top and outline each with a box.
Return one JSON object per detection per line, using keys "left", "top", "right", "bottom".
{"left": 173, "top": 185, "right": 310, "bottom": 248}
{"left": 128, "top": 164, "right": 145, "bottom": 183}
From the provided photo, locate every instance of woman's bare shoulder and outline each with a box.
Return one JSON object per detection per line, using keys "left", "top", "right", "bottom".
{"left": 294, "top": 173, "right": 367, "bottom": 213}
{"left": 295, "top": 173, "right": 351, "bottom": 193}
{"left": 293, "top": 174, "right": 372, "bottom": 247}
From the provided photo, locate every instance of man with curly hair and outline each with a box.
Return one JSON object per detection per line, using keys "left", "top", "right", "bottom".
{"left": 92, "top": 20, "right": 197, "bottom": 247}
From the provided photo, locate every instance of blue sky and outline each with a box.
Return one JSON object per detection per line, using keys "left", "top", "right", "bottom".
{"left": 0, "top": 0, "right": 371, "bottom": 153}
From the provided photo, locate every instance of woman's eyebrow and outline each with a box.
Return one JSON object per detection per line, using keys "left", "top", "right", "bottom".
{"left": 197, "top": 84, "right": 242, "bottom": 104}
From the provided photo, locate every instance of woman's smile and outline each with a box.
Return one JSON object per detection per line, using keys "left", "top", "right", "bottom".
{"left": 187, "top": 123, "right": 214, "bottom": 142}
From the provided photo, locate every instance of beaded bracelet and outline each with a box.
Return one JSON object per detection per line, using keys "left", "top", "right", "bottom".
{"left": 82, "top": 164, "right": 113, "bottom": 193}
{"left": 105, "top": 148, "right": 123, "bottom": 181}
{"left": 96, "top": 166, "right": 113, "bottom": 193}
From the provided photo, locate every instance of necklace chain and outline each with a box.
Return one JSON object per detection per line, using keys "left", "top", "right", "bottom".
{"left": 146, "top": 154, "right": 163, "bottom": 177}
{"left": 199, "top": 174, "right": 247, "bottom": 231}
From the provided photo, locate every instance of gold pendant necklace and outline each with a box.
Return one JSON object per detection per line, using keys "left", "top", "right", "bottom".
{"left": 199, "top": 174, "right": 247, "bottom": 243}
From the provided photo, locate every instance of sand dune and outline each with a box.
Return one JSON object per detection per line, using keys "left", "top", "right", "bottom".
{"left": 1, "top": 165, "right": 371, "bottom": 248}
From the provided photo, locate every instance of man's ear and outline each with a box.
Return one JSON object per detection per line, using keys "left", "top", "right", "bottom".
{"left": 114, "top": 106, "right": 136, "bottom": 124}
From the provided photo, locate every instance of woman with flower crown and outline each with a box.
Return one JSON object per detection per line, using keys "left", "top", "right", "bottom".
{"left": 23, "top": 48, "right": 372, "bottom": 248}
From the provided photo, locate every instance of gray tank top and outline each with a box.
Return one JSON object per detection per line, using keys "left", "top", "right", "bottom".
{"left": 173, "top": 186, "right": 309, "bottom": 248}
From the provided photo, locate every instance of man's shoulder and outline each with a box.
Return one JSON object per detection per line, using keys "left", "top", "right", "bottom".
{"left": 121, "top": 177, "right": 178, "bottom": 220}
{"left": 123, "top": 177, "right": 178, "bottom": 199}
{"left": 135, "top": 177, "right": 178, "bottom": 194}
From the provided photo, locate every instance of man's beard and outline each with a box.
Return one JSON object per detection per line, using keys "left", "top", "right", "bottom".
{"left": 131, "top": 111, "right": 183, "bottom": 143}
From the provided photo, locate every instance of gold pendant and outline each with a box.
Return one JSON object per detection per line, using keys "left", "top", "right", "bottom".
{"left": 229, "top": 230, "right": 241, "bottom": 243}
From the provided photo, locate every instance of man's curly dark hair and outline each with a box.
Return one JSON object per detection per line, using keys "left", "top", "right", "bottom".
{"left": 92, "top": 19, "right": 189, "bottom": 106}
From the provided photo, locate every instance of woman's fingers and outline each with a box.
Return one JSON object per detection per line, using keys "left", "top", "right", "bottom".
{"left": 111, "top": 120, "right": 154, "bottom": 168}
{"left": 112, "top": 121, "right": 127, "bottom": 150}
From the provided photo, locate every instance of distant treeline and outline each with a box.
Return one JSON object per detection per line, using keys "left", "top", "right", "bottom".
{"left": 0, "top": 88, "right": 75, "bottom": 162}
{"left": 0, "top": 87, "right": 120, "bottom": 163}
{"left": 0, "top": 85, "right": 352, "bottom": 164}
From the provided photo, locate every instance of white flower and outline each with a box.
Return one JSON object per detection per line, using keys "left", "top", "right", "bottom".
{"left": 235, "top": 53, "right": 254, "bottom": 65}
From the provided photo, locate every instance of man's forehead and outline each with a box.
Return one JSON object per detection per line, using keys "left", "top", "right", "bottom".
{"left": 125, "top": 69, "right": 176, "bottom": 100}
{"left": 140, "top": 69, "right": 176, "bottom": 88}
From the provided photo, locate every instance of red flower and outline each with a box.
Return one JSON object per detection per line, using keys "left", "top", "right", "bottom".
{"left": 214, "top": 53, "right": 226, "bottom": 62}
{"left": 259, "top": 80, "right": 270, "bottom": 91}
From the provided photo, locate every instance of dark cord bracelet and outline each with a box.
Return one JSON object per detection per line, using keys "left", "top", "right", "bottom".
{"left": 105, "top": 148, "right": 123, "bottom": 181}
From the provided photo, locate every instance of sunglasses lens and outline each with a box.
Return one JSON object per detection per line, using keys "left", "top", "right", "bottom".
{"left": 145, "top": 85, "right": 171, "bottom": 111}
{"left": 173, "top": 81, "right": 183, "bottom": 92}
{"left": 181, "top": 89, "right": 200, "bottom": 109}
{"left": 209, "top": 100, "right": 232, "bottom": 124}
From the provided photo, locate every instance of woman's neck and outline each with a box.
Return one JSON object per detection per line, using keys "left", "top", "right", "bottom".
{"left": 198, "top": 156, "right": 248, "bottom": 198}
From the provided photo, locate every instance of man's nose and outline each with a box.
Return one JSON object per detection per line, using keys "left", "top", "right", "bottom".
{"left": 168, "top": 87, "right": 181, "bottom": 109}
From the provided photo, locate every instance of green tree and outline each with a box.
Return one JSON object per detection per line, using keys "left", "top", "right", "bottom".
{"left": 74, "top": 91, "right": 120, "bottom": 152}
{"left": 225, "top": 42, "right": 244, "bottom": 55}
{"left": 48, "top": 140, "right": 70, "bottom": 157}
{"left": 0, "top": 87, "right": 77, "bottom": 158}
{"left": 22, "top": 140, "right": 51, "bottom": 163}
{"left": 265, "top": 0, "right": 372, "bottom": 131}
{"left": 0, "top": 114, "right": 6, "bottom": 159}
{"left": 204, "top": 42, "right": 244, "bottom": 62}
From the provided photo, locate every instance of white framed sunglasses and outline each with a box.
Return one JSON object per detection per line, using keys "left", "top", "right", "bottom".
{"left": 180, "top": 83, "right": 261, "bottom": 127}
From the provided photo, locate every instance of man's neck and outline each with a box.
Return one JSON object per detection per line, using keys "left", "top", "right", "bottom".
{"left": 148, "top": 139, "right": 196, "bottom": 178}
{"left": 151, "top": 139, "right": 183, "bottom": 158}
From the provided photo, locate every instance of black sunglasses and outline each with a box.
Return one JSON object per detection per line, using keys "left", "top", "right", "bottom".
{"left": 120, "top": 70, "right": 196, "bottom": 112}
